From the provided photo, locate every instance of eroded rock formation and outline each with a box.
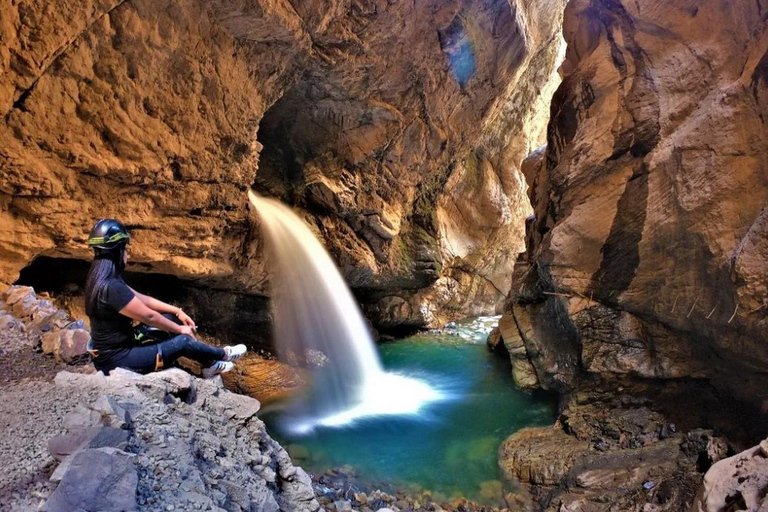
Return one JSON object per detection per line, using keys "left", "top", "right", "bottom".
{"left": 0, "top": 0, "right": 567, "bottom": 330}
{"left": 493, "top": 1, "right": 768, "bottom": 510}
{"left": 496, "top": 0, "right": 768, "bottom": 403}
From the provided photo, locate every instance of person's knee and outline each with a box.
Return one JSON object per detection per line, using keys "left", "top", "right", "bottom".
{"left": 176, "top": 334, "right": 195, "bottom": 348}
{"left": 163, "top": 334, "right": 194, "bottom": 354}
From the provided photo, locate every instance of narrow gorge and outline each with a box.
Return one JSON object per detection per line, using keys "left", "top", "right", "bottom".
{"left": 0, "top": 0, "right": 766, "bottom": 511}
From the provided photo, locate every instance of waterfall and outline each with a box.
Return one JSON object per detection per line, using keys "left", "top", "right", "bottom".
{"left": 248, "top": 190, "right": 441, "bottom": 433}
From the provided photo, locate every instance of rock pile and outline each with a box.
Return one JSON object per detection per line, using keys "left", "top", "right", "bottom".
{"left": 497, "top": 385, "right": 745, "bottom": 511}
{"left": 0, "top": 285, "right": 88, "bottom": 361}
{"left": 44, "top": 368, "right": 320, "bottom": 512}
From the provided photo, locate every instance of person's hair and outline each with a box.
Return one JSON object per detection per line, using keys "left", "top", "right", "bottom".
{"left": 84, "top": 246, "right": 125, "bottom": 316}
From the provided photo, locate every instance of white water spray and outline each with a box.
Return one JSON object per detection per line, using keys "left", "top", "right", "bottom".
{"left": 248, "top": 190, "right": 441, "bottom": 433}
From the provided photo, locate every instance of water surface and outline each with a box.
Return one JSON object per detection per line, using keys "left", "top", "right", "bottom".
{"left": 264, "top": 317, "right": 557, "bottom": 504}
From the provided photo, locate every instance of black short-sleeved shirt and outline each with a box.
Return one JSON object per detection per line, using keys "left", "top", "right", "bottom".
{"left": 89, "top": 277, "right": 136, "bottom": 365}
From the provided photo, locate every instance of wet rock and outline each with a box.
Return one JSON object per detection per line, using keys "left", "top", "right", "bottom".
{"left": 335, "top": 499, "right": 353, "bottom": 511}
{"left": 499, "top": 390, "right": 714, "bottom": 511}
{"left": 500, "top": 427, "right": 591, "bottom": 487}
{"left": 288, "top": 444, "right": 311, "bottom": 461}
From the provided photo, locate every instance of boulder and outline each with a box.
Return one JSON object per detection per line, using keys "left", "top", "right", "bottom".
{"left": 204, "top": 390, "right": 261, "bottom": 422}
{"left": 42, "top": 447, "right": 138, "bottom": 512}
{"left": 500, "top": 427, "right": 592, "bottom": 487}
{"left": 41, "top": 328, "right": 90, "bottom": 361}
{"left": 55, "top": 368, "right": 196, "bottom": 401}
{"left": 690, "top": 438, "right": 768, "bottom": 512}
{"left": 3, "top": 286, "right": 36, "bottom": 309}
{"left": 48, "top": 427, "right": 130, "bottom": 462}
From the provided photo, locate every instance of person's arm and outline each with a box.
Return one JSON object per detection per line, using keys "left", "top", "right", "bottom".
{"left": 129, "top": 287, "right": 196, "bottom": 330}
{"left": 119, "top": 297, "right": 195, "bottom": 337}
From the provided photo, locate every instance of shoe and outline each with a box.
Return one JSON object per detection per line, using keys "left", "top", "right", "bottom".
{"left": 223, "top": 344, "right": 247, "bottom": 362}
{"left": 202, "top": 361, "right": 234, "bottom": 378}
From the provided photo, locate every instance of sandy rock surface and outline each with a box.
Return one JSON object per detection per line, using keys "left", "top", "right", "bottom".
{"left": 0, "top": 0, "right": 568, "bottom": 329}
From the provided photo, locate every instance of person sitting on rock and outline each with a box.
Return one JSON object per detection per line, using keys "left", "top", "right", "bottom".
{"left": 84, "top": 218, "right": 246, "bottom": 377}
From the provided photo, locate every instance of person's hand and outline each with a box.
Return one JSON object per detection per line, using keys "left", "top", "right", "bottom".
{"left": 178, "top": 325, "right": 196, "bottom": 338}
{"left": 177, "top": 310, "right": 197, "bottom": 331}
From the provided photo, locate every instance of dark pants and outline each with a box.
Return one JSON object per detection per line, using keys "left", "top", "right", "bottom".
{"left": 101, "top": 335, "right": 226, "bottom": 375}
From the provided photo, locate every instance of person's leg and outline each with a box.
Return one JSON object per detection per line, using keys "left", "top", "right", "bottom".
{"left": 109, "top": 336, "right": 236, "bottom": 375}
{"left": 110, "top": 344, "right": 165, "bottom": 374}
{"left": 158, "top": 335, "right": 226, "bottom": 368}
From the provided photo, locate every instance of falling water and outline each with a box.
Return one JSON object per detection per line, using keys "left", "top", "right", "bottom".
{"left": 248, "top": 190, "right": 442, "bottom": 433}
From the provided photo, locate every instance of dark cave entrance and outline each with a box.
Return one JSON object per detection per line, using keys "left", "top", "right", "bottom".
{"left": 253, "top": 86, "right": 317, "bottom": 200}
{"left": 14, "top": 256, "right": 273, "bottom": 349}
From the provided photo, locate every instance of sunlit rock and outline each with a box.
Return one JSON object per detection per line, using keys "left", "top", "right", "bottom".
{"left": 0, "top": 0, "right": 567, "bottom": 330}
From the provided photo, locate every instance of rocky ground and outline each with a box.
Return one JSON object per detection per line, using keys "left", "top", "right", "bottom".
{"left": 0, "top": 286, "right": 508, "bottom": 512}
{"left": 2, "top": 288, "right": 765, "bottom": 512}
{"left": 0, "top": 353, "right": 511, "bottom": 512}
{"left": 0, "top": 344, "right": 321, "bottom": 512}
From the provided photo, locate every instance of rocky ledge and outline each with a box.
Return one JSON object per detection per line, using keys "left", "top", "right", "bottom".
{"left": 493, "top": 378, "right": 768, "bottom": 512}
{"left": 2, "top": 367, "right": 320, "bottom": 512}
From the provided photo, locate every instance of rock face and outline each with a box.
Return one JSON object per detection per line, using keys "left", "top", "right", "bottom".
{"left": 0, "top": 285, "right": 88, "bottom": 360}
{"left": 690, "top": 437, "right": 768, "bottom": 512}
{"left": 498, "top": 385, "right": 740, "bottom": 511}
{"left": 496, "top": 0, "right": 768, "bottom": 403}
{"left": 50, "top": 368, "right": 320, "bottom": 512}
{"left": 0, "top": 0, "right": 567, "bottom": 330}
{"left": 493, "top": 4, "right": 768, "bottom": 508}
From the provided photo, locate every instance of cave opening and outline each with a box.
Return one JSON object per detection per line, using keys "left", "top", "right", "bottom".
{"left": 254, "top": 86, "right": 316, "bottom": 200}
{"left": 14, "top": 256, "right": 273, "bottom": 349}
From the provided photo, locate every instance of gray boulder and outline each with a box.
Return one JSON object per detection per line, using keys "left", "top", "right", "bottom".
{"left": 43, "top": 447, "right": 138, "bottom": 512}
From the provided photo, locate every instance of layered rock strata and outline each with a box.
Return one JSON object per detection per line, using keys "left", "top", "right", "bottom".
{"left": 497, "top": 382, "right": 757, "bottom": 511}
{"left": 495, "top": 0, "right": 768, "bottom": 403}
{"left": 493, "top": 1, "right": 768, "bottom": 510}
{"left": 0, "top": 0, "right": 567, "bottom": 330}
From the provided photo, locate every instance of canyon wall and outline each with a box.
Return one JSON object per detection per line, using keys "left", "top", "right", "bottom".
{"left": 496, "top": 0, "right": 768, "bottom": 403}
{"left": 0, "top": 0, "right": 567, "bottom": 331}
